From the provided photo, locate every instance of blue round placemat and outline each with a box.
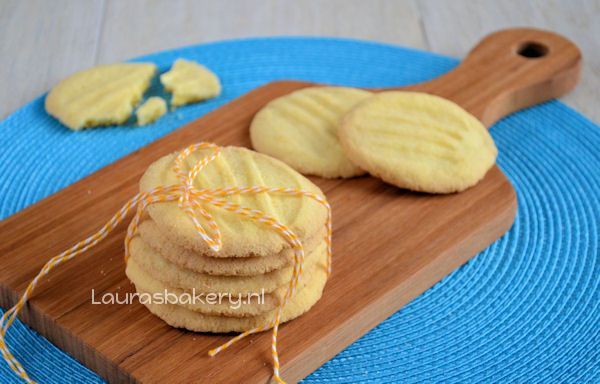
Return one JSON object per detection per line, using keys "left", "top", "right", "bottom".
{"left": 0, "top": 37, "right": 598, "bottom": 383}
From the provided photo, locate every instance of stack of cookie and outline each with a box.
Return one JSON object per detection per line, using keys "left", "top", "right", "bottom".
{"left": 125, "top": 146, "right": 329, "bottom": 332}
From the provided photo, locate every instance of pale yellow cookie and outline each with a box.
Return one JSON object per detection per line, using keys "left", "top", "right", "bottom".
{"left": 45, "top": 63, "right": 157, "bottom": 130}
{"left": 140, "top": 146, "right": 328, "bottom": 257}
{"left": 126, "top": 259, "right": 281, "bottom": 317}
{"left": 339, "top": 91, "right": 498, "bottom": 193}
{"left": 250, "top": 86, "right": 372, "bottom": 178}
{"left": 138, "top": 219, "right": 325, "bottom": 276}
{"left": 128, "top": 236, "right": 324, "bottom": 294}
{"left": 133, "top": 254, "right": 329, "bottom": 333}
{"left": 160, "top": 59, "right": 221, "bottom": 107}
{"left": 136, "top": 96, "right": 167, "bottom": 126}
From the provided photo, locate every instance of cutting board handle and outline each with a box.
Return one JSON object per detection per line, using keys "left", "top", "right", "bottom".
{"left": 404, "top": 27, "right": 582, "bottom": 127}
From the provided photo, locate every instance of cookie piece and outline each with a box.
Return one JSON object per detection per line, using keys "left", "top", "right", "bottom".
{"left": 140, "top": 146, "right": 328, "bottom": 257}
{"left": 339, "top": 91, "right": 498, "bottom": 193}
{"left": 45, "top": 63, "right": 157, "bottom": 130}
{"left": 160, "top": 59, "right": 221, "bottom": 107}
{"left": 250, "top": 86, "right": 372, "bottom": 178}
{"left": 136, "top": 96, "right": 167, "bottom": 125}
{"left": 133, "top": 253, "right": 329, "bottom": 333}
{"left": 128, "top": 236, "right": 324, "bottom": 294}
{"left": 138, "top": 219, "right": 325, "bottom": 276}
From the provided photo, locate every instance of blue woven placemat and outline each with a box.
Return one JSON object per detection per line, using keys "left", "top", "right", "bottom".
{"left": 0, "top": 37, "right": 598, "bottom": 383}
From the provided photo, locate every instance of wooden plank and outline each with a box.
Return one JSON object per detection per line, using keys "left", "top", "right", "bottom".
{"left": 96, "top": 0, "right": 425, "bottom": 64}
{"left": 0, "top": 28, "right": 580, "bottom": 383}
{"left": 0, "top": 0, "right": 106, "bottom": 119}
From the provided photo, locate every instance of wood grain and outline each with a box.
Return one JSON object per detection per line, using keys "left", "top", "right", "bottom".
{"left": 2, "top": 0, "right": 598, "bottom": 123}
{"left": 0, "top": 28, "right": 580, "bottom": 383}
{"left": 0, "top": 0, "right": 106, "bottom": 122}
{"left": 97, "top": 0, "right": 425, "bottom": 64}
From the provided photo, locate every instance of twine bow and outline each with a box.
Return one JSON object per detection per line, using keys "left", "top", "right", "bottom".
{"left": 0, "top": 142, "right": 332, "bottom": 384}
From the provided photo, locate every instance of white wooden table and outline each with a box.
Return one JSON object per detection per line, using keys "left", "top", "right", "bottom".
{"left": 1, "top": 0, "right": 598, "bottom": 123}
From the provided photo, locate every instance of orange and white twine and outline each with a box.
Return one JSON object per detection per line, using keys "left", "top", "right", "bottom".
{"left": 0, "top": 142, "right": 332, "bottom": 384}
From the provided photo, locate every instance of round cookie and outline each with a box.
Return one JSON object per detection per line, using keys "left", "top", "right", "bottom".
{"left": 133, "top": 255, "right": 329, "bottom": 333}
{"left": 250, "top": 86, "right": 372, "bottom": 178}
{"left": 139, "top": 146, "right": 328, "bottom": 257}
{"left": 128, "top": 236, "right": 324, "bottom": 294}
{"left": 45, "top": 63, "right": 157, "bottom": 130}
{"left": 339, "top": 91, "right": 498, "bottom": 193}
{"left": 138, "top": 219, "right": 325, "bottom": 276}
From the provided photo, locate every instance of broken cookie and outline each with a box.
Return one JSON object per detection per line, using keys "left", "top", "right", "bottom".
{"left": 45, "top": 63, "right": 157, "bottom": 130}
{"left": 160, "top": 59, "right": 221, "bottom": 107}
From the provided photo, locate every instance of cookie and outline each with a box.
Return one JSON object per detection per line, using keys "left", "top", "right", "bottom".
{"left": 250, "top": 86, "right": 372, "bottom": 178}
{"left": 126, "top": 259, "right": 281, "bottom": 317}
{"left": 45, "top": 63, "right": 157, "bottom": 130}
{"left": 128, "top": 236, "right": 324, "bottom": 294}
{"left": 139, "top": 146, "right": 328, "bottom": 257}
{"left": 339, "top": 91, "right": 498, "bottom": 193}
{"left": 138, "top": 219, "right": 325, "bottom": 276}
{"left": 136, "top": 96, "right": 167, "bottom": 126}
{"left": 160, "top": 59, "right": 221, "bottom": 107}
{"left": 133, "top": 253, "right": 329, "bottom": 333}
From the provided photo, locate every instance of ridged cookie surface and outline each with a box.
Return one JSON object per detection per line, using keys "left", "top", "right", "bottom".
{"left": 250, "top": 86, "right": 372, "bottom": 178}
{"left": 138, "top": 219, "right": 325, "bottom": 276}
{"left": 140, "top": 146, "right": 328, "bottom": 257}
{"left": 45, "top": 63, "right": 157, "bottom": 130}
{"left": 339, "top": 91, "right": 498, "bottom": 193}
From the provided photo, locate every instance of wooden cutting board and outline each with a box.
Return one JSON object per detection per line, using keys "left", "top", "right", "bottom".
{"left": 0, "top": 28, "right": 581, "bottom": 383}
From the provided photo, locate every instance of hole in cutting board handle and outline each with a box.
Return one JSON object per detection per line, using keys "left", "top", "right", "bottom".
{"left": 517, "top": 41, "right": 549, "bottom": 58}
